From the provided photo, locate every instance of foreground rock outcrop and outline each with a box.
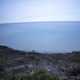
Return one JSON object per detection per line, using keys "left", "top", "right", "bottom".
{"left": 0, "top": 45, "right": 80, "bottom": 80}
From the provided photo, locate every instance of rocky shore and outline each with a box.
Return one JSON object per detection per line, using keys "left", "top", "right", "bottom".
{"left": 0, "top": 45, "right": 80, "bottom": 80}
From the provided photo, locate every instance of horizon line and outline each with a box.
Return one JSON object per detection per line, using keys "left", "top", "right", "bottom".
{"left": 0, "top": 44, "right": 80, "bottom": 54}
{"left": 0, "top": 21, "right": 80, "bottom": 25}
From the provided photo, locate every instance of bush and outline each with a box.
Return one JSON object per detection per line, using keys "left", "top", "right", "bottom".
{"left": 0, "top": 70, "right": 59, "bottom": 80}
{"left": 22, "top": 70, "right": 59, "bottom": 80}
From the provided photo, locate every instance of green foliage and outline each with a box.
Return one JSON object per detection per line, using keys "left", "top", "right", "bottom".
{"left": 0, "top": 54, "right": 7, "bottom": 64}
{"left": 21, "top": 70, "right": 59, "bottom": 80}
{"left": 0, "top": 70, "right": 59, "bottom": 80}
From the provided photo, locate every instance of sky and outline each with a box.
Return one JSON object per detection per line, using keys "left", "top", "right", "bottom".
{"left": 0, "top": 0, "right": 80, "bottom": 23}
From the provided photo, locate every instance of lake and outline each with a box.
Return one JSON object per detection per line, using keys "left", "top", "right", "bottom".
{"left": 0, "top": 21, "right": 80, "bottom": 53}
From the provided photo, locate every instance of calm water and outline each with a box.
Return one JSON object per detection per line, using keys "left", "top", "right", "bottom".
{"left": 0, "top": 22, "right": 80, "bottom": 53}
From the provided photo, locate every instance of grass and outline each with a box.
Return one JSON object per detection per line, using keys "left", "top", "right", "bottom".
{"left": 0, "top": 70, "right": 59, "bottom": 80}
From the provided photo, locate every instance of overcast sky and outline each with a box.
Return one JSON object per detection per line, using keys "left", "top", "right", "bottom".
{"left": 0, "top": 0, "right": 80, "bottom": 23}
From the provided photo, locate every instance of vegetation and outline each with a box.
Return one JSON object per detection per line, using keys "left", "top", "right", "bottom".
{"left": 0, "top": 54, "right": 7, "bottom": 64}
{"left": 68, "top": 52, "right": 80, "bottom": 63}
{"left": 0, "top": 70, "right": 59, "bottom": 80}
{"left": 0, "top": 45, "right": 80, "bottom": 80}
